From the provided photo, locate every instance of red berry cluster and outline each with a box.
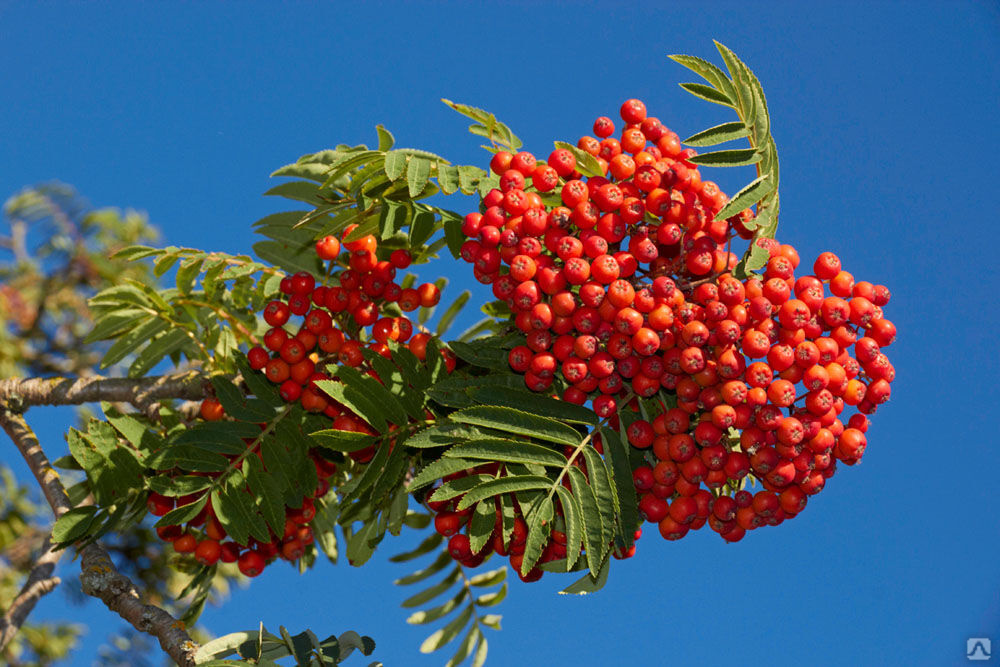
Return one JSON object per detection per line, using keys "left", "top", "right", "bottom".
{"left": 149, "top": 229, "right": 460, "bottom": 578}
{"left": 244, "top": 226, "right": 454, "bottom": 463}
{"left": 147, "top": 398, "right": 338, "bottom": 578}
{"left": 424, "top": 452, "right": 640, "bottom": 583}
{"left": 459, "top": 99, "right": 897, "bottom": 545}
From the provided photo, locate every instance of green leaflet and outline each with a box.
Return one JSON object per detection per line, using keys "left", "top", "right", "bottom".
{"left": 667, "top": 53, "right": 738, "bottom": 103}
{"left": 409, "top": 457, "right": 477, "bottom": 492}
{"left": 714, "top": 174, "right": 774, "bottom": 222}
{"left": 66, "top": 421, "right": 144, "bottom": 506}
{"left": 445, "top": 439, "right": 567, "bottom": 467}
{"left": 314, "top": 379, "right": 388, "bottom": 432}
{"left": 567, "top": 466, "right": 604, "bottom": 577}
{"left": 419, "top": 606, "right": 472, "bottom": 653}
{"left": 394, "top": 550, "right": 453, "bottom": 586}
{"left": 407, "top": 588, "right": 467, "bottom": 625}
{"left": 559, "top": 554, "right": 610, "bottom": 595}
{"left": 599, "top": 428, "right": 641, "bottom": 548}
{"left": 553, "top": 141, "right": 604, "bottom": 178}
{"left": 401, "top": 567, "right": 463, "bottom": 608}
{"left": 683, "top": 120, "right": 748, "bottom": 147}
{"left": 449, "top": 405, "right": 583, "bottom": 446}
{"left": 679, "top": 82, "right": 733, "bottom": 106}
{"left": 390, "top": 532, "right": 444, "bottom": 563}
{"left": 684, "top": 148, "right": 762, "bottom": 167}
{"left": 263, "top": 180, "right": 324, "bottom": 205}
{"left": 519, "top": 493, "right": 553, "bottom": 575}
{"left": 553, "top": 485, "right": 583, "bottom": 571}
{"left": 465, "top": 386, "right": 598, "bottom": 425}
{"left": 407, "top": 158, "right": 432, "bottom": 198}
{"left": 456, "top": 475, "right": 553, "bottom": 511}
{"left": 310, "top": 428, "right": 376, "bottom": 453}
{"left": 51, "top": 506, "right": 100, "bottom": 545}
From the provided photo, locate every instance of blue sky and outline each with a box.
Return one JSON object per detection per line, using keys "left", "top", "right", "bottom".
{"left": 1, "top": 1, "right": 999, "bottom": 666}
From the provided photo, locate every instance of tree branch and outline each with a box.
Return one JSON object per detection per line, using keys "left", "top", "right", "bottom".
{"left": 0, "top": 537, "right": 62, "bottom": 652}
{"left": 0, "top": 408, "right": 199, "bottom": 666}
{"left": 0, "top": 371, "right": 209, "bottom": 414}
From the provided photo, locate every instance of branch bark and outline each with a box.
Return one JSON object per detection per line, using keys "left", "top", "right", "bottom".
{"left": 0, "top": 407, "right": 199, "bottom": 666}
{"left": 0, "top": 371, "right": 209, "bottom": 412}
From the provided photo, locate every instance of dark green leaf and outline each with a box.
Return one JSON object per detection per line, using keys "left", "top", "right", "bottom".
{"left": 401, "top": 567, "right": 462, "bottom": 608}
{"left": 668, "top": 53, "right": 737, "bottom": 101}
{"left": 554, "top": 484, "right": 583, "bottom": 570}
{"left": 403, "top": 423, "right": 487, "bottom": 448}
{"left": 553, "top": 141, "right": 604, "bottom": 178}
{"left": 682, "top": 120, "right": 747, "bottom": 147}
{"left": 567, "top": 467, "right": 603, "bottom": 577}
{"left": 155, "top": 495, "right": 208, "bottom": 528}
{"left": 407, "top": 158, "right": 432, "bottom": 198}
{"left": 420, "top": 606, "right": 472, "bottom": 654}
{"left": 390, "top": 532, "right": 444, "bottom": 563}
{"left": 263, "top": 181, "right": 323, "bottom": 205}
{"left": 146, "top": 444, "right": 229, "bottom": 472}
{"left": 441, "top": 210, "right": 464, "bottom": 258}
{"left": 466, "top": 387, "right": 598, "bottom": 425}
{"left": 684, "top": 148, "right": 762, "bottom": 167}
{"left": 51, "top": 506, "right": 99, "bottom": 545}
{"left": 406, "top": 588, "right": 467, "bottom": 625}
{"left": 559, "top": 554, "right": 610, "bottom": 595}
{"left": 376, "top": 125, "right": 395, "bottom": 151}
{"left": 244, "top": 457, "right": 286, "bottom": 537}
{"left": 146, "top": 474, "right": 212, "bottom": 497}
{"left": 457, "top": 475, "right": 553, "bottom": 511}
{"left": 599, "top": 428, "right": 641, "bottom": 547}
{"left": 408, "top": 208, "right": 437, "bottom": 249}
{"left": 394, "top": 550, "right": 453, "bottom": 586}
{"left": 409, "top": 457, "right": 477, "bottom": 492}
{"left": 310, "top": 428, "right": 376, "bottom": 453}
{"left": 450, "top": 406, "right": 582, "bottom": 446}
{"left": 679, "top": 82, "right": 733, "bottom": 107}
{"left": 314, "top": 379, "right": 387, "bottom": 432}
{"left": 446, "top": 439, "right": 567, "bottom": 467}
{"left": 519, "top": 495, "right": 552, "bottom": 575}
{"left": 128, "top": 327, "right": 192, "bottom": 377}
{"left": 332, "top": 366, "right": 408, "bottom": 428}
{"left": 714, "top": 174, "right": 774, "bottom": 222}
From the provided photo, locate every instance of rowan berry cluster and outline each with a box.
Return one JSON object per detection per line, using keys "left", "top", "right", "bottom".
{"left": 148, "top": 228, "right": 455, "bottom": 577}
{"left": 460, "top": 99, "right": 897, "bottom": 545}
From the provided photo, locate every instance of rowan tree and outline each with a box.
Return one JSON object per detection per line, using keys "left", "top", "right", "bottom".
{"left": 0, "top": 44, "right": 895, "bottom": 666}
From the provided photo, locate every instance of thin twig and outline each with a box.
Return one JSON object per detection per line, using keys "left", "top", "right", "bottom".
{"left": 0, "top": 537, "right": 62, "bottom": 651}
{"left": 0, "top": 408, "right": 199, "bottom": 666}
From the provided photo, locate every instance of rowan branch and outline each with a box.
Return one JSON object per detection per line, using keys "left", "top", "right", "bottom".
{"left": 0, "top": 408, "right": 199, "bottom": 666}
{"left": 0, "top": 371, "right": 209, "bottom": 415}
{"left": 0, "top": 537, "right": 62, "bottom": 652}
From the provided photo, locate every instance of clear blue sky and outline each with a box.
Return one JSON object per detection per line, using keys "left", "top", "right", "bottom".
{"left": 2, "top": 2, "right": 999, "bottom": 666}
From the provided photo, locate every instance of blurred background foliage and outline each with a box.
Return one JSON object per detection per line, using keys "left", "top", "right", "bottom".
{"left": 0, "top": 184, "right": 231, "bottom": 666}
